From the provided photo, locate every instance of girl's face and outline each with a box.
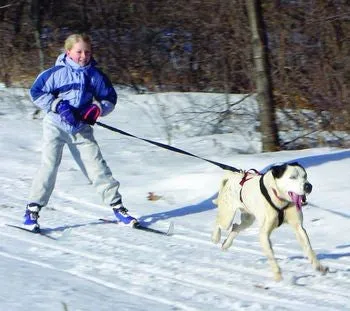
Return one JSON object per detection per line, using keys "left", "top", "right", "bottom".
{"left": 66, "top": 40, "right": 92, "bottom": 67}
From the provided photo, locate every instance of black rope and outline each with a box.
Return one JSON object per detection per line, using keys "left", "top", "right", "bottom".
{"left": 96, "top": 121, "right": 240, "bottom": 172}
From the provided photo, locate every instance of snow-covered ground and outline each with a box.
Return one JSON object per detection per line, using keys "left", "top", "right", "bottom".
{"left": 0, "top": 85, "right": 349, "bottom": 311}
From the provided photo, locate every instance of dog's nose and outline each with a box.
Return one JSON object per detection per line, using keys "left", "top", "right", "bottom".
{"left": 304, "top": 182, "right": 312, "bottom": 194}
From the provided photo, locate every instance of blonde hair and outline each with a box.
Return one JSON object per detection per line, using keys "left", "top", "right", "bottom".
{"left": 64, "top": 33, "right": 92, "bottom": 51}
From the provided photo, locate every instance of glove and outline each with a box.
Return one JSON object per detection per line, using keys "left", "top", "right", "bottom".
{"left": 55, "top": 100, "right": 79, "bottom": 127}
{"left": 80, "top": 103, "right": 101, "bottom": 125}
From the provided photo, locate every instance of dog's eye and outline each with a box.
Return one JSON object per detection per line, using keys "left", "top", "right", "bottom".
{"left": 290, "top": 175, "right": 297, "bottom": 179}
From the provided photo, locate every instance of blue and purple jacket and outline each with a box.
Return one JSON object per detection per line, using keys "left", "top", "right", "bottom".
{"left": 30, "top": 53, "right": 117, "bottom": 134}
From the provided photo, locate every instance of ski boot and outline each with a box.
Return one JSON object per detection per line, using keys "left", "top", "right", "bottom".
{"left": 23, "top": 203, "right": 41, "bottom": 232}
{"left": 112, "top": 201, "right": 138, "bottom": 225}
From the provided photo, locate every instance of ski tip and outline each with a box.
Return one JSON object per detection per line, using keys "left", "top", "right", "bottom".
{"left": 5, "top": 223, "right": 58, "bottom": 240}
{"left": 6, "top": 223, "right": 39, "bottom": 233}
{"left": 167, "top": 222, "right": 175, "bottom": 236}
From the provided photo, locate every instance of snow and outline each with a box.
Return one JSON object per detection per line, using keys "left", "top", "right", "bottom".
{"left": 0, "top": 85, "right": 349, "bottom": 311}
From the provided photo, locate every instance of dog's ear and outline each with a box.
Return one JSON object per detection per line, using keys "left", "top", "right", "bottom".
{"left": 271, "top": 164, "right": 288, "bottom": 179}
{"left": 288, "top": 161, "right": 301, "bottom": 167}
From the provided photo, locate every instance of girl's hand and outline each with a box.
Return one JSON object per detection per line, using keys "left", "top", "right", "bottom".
{"left": 80, "top": 103, "right": 101, "bottom": 125}
{"left": 56, "top": 100, "right": 79, "bottom": 126}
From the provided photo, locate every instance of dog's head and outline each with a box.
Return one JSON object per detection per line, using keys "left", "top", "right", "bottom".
{"left": 271, "top": 162, "right": 312, "bottom": 211}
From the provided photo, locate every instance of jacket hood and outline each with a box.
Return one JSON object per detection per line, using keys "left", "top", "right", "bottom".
{"left": 55, "top": 53, "right": 97, "bottom": 71}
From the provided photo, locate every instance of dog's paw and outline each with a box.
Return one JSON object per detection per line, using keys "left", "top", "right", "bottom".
{"left": 317, "top": 264, "right": 329, "bottom": 275}
{"left": 212, "top": 236, "right": 220, "bottom": 244}
{"left": 313, "top": 260, "right": 329, "bottom": 275}
{"left": 221, "top": 244, "right": 230, "bottom": 251}
{"left": 221, "top": 238, "right": 233, "bottom": 250}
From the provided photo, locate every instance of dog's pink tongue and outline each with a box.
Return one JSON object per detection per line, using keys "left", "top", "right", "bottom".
{"left": 289, "top": 192, "right": 303, "bottom": 211}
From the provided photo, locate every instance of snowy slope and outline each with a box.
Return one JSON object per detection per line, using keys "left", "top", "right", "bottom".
{"left": 0, "top": 86, "right": 349, "bottom": 311}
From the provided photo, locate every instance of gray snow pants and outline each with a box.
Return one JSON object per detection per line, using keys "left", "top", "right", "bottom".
{"left": 28, "top": 116, "right": 122, "bottom": 207}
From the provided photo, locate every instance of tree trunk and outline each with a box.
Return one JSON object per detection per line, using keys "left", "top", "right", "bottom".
{"left": 30, "top": 0, "right": 45, "bottom": 72}
{"left": 245, "top": 0, "right": 280, "bottom": 151}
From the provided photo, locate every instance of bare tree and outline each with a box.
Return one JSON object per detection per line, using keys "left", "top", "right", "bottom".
{"left": 30, "top": 0, "right": 44, "bottom": 73}
{"left": 0, "top": 1, "right": 349, "bottom": 148}
{"left": 245, "top": 0, "right": 279, "bottom": 151}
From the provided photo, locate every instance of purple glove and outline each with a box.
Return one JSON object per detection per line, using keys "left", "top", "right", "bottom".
{"left": 80, "top": 104, "right": 101, "bottom": 125}
{"left": 56, "top": 100, "right": 79, "bottom": 127}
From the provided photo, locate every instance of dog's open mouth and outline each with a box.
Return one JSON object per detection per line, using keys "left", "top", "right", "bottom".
{"left": 288, "top": 192, "right": 305, "bottom": 211}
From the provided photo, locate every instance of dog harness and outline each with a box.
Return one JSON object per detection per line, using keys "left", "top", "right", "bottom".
{"left": 239, "top": 169, "right": 260, "bottom": 202}
{"left": 259, "top": 175, "right": 291, "bottom": 227}
{"left": 239, "top": 170, "right": 290, "bottom": 227}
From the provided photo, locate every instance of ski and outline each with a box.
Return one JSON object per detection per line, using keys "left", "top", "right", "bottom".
{"left": 134, "top": 221, "right": 174, "bottom": 236}
{"left": 6, "top": 224, "right": 58, "bottom": 240}
{"left": 98, "top": 218, "right": 174, "bottom": 236}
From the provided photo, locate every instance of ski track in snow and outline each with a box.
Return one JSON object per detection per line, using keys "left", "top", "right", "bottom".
{"left": 1, "top": 188, "right": 349, "bottom": 311}
{"left": 1, "top": 227, "right": 347, "bottom": 311}
{"left": 0, "top": 247, "right": 198, "bottom": 311}
{"left": 2, "top": 88, "right": 350, "bottom": 311}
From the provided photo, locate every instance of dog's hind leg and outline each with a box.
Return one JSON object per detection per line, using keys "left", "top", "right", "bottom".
{"left": 212, "top": 204, "right": 236, "bottom": 244}
{"left": 212, "top": 206, "right": 236, "bottom": 244}
{"left": 212, "top": 172, "right": 242, "bottom": 245}
{"left": 212, "top": 209, "right": 236, "bottom": 244}
{"left": 212, "top": 194, "right": 236, "bottom": 244}
{"left": 222, "top": 212, "right": 255, "bottom": 250}
{"left": 211, "top": 198, "right": 221, "bottom": 244}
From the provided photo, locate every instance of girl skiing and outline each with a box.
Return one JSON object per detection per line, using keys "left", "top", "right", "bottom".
{"left": 24, "top": 33, "right": 136, "bottom": 231}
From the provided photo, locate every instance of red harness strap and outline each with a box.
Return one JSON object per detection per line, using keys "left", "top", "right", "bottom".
{"left": 239, "top": 169, "right": 261, "bottom": 202}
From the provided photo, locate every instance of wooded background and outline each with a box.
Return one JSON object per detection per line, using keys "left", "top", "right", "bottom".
{"left": 0, "top": 0, "right": 349, "bottom": 148}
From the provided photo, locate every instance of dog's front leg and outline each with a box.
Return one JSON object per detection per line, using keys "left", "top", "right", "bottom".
{"left": 259, "top": 227, "right": 282, "bottom": 281}
{"left": 293, "top": 224, "right": 329, "bottom": 274}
